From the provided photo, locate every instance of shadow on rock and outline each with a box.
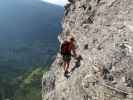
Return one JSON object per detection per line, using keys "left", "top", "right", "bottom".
{"left": 71, "top": 55, "right": 83, "bottom": 73}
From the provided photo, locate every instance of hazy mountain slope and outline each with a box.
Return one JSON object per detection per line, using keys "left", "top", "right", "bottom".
{"left": 0, "top": 1, "right": 63, "bottom": 99}
{"left": 0, "top": 0, "right": 63, "bottom": 40}
{"left": 0, "top": 0, "right": 64, "bottom": 78}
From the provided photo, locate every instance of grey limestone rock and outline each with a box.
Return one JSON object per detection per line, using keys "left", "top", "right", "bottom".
{"left": 42, "top": 0, "right": 133, "bottom": 100}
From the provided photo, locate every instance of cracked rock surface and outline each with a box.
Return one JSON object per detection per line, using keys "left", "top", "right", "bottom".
{"left": 42, "top": 0, "right": 133, "bottom": 100}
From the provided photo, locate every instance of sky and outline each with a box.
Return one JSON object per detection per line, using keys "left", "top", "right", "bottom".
{"left": 42, "top": 0, "right": 68, "bottom": 6}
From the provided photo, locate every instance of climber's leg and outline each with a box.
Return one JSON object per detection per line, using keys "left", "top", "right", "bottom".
{"left": 63, "top": 54, "right": 71, "bottom": 78}
{"left": 65, "top": 61, "right": 70, "bottom": 72}
{"left": 64, "top": 61, "right": 70, "bottom": 78}
{"left": 64, "top": 61, "right": 67, "bottom": 71}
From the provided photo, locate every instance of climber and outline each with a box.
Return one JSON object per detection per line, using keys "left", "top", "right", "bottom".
{"left": 61, "top": 36, "right": 77, "bottom": 77}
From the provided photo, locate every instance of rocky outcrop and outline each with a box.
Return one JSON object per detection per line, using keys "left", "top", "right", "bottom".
{"left": 42, "top": 0, "right": 133, "bottom": 100}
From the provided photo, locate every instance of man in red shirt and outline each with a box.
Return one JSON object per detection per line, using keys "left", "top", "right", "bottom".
{"left": 61, "top": 36, "right": 77, "bottom": 77}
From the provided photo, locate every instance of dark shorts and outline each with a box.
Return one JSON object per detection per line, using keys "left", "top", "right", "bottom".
{"left": 63, "top": 54, "right": 71, "bottom": 61}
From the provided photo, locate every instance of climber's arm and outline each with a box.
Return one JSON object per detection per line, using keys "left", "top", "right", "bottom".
{"left": 72, "top": 44, "right": 77, "bottom": 58}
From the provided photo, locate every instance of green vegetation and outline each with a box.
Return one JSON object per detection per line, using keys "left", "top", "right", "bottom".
{"left": 14, "top": 67, "right": 48, "bottom": 100}
{"left": 0, "top": 39, "right": 57, "bottom": 100}
{"left": 0, "top": 67, "right": 48, "bottom": 100}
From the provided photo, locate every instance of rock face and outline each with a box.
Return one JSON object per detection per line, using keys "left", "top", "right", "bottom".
{"left": 42, "top": 0, "right": 133, "bottom": 100}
